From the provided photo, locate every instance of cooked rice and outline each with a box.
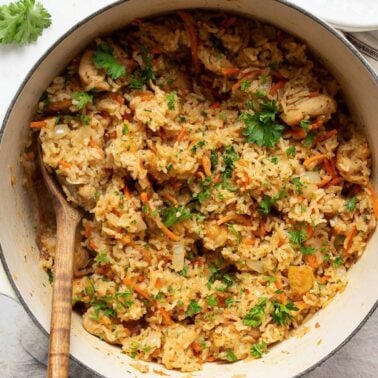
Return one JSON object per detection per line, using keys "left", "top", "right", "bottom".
{"left": 28, "top": 10, "right": 376, "bottom": 372}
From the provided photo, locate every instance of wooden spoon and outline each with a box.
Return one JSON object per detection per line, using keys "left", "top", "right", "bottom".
{"left": 38, "top": 144, "right": 82, "bottom": 378}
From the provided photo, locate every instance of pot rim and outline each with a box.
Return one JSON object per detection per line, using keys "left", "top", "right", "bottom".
{"left": 0, "top": 0, "right": 377, "bottom": 377}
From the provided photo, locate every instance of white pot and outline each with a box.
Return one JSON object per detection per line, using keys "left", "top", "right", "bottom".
{"left": 0, "top": 1, "right": 377, "bottom": 377}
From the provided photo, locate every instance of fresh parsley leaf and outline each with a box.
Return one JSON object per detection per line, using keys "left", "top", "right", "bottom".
{"left": 333, "top": 256, "right": 344, "bottom": 267}
{"left": 292, "top": 177, "right": 304, "bottom": 194}
{"left": 223, "top": 349, "right": 237, "bottom": 362}
{"left": 71, "top": 92, "right": 93, "bottom": 110}
{"left": 240, "top": 79, "right": 251, "bottom": 91}
{"left": 191, "top": 140, "right": 205, "bottom": 153}
{"left": 186, "top": 300, "right": 202, "bottom": 317}
{"left": 227, "top": 224, "right": 241, "bottom": 243}
{"left": 165, "top": 90, "right": 176, "bottom": 110}
{"left": 179, "top": 264, "right": 189, "bottom": 277}
{"left": 304, "top": 131, "right": 315, "bottom": 146}
{"left": 271, "top": 156, "right": 278, "bottom": 164}
{"left": 288, "top": 229, "right": 306, "bottom": 245}
{"left": 81, "top": 114, "right": 90, "bottom": 125}
{"left": 250, "top": 341, "right": 267, "bottom": 358}
{"left": 260, "top": 74, "right": 269, "bottom": 84}
{"left": 241, "top": 101, "right": 284, "bottom": 147}
{"left": 161, "top": 205, "right": 191, "bottom": 227}
{"left": 128, "top": 45, "right": 155, "bottom": 88}
{"left": 300, "top": 245, "right": 316, "bottom": 255}
{"left": 300, "top": 119, "right": 311, "bottom": 132}
{"left": 221, "top": 145, "right": 239, "bottom": 189}
{"left": 286, "top": 146, "right": 296, "bottom": 157}
{"left": 272, "top": 301, "right": 299, "bottom": 325}
{"left": 122, "top": 123, "right": 129, "bottom": 135}
{"left": 92, "top": 43, "right": 126, "bottom": 79}
{"left": 259, "top": 195, "right": 276, "bottom": 216}
{"left": 0, "top": 0, "right": 51, "bottom": 45}
{"left": 243, "top": 297, "right": 267, "bottom": 328}
{"left": 207, "top": 294, "right": 217, "bottom": 308}
{"left": 95, "top": 250, "right": 109, "bottom": 264}
{"left": 210, "top": 151, "right": 218, "bottom": 168}
{"left": 345, "top": 196, "right": 357, "bottom": 212}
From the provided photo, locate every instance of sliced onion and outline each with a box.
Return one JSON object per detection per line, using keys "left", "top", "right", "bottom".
{"left": 300, "top": 171, "right": 321, "bottom": 184}
{"left": 53, "top": 124, "right": 68, "bottom": 138}
{"left": 247, "top": 260, "right": 264, "bottom": 273}
{"left": 172, "top": 243, "right": 185, "bottom": 271}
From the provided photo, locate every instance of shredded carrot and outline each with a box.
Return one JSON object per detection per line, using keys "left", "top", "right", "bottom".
{"left": 306, "top": 255, "right": 319, "bottom": 269}
{"left": 307, "top": 91, "right": 319, "bottom": 98}
{"left": 191, "top": 341, "right": 202, "bottom": 353}
{"left": 309, "top": 120, "right": 323, "bottom": 130}
{"left": 217, "top": 214, "right": 250, "bottom": 226}
{"left": 293, "top": 300, "right": 307, "bottom": 310}
{"left": 122, "top": 235, "right": 131, "bottom": 245}
{"left": 330, "top": 158, "right": 338, "bottom": 177}
{"left": 315, "top": 129, "right": 338, "bottom": 144}
{"left": 170, "top": 180, "right": 182, "bottom": 190}
{"left": 89, "top": 239, "right": 98, "bottom": 251}
{"left": 269, "top": 80, "right": 286, "bottom": 95}
{"left": 158, "top": 308, "right": 174, "bottom": 326}
{"left": 289, "top": 128, "right": 307, "bottom": 139}
{"left": 326, "top": 177, "right": 343, "bottom": 187}
{"left": 137, "top": 275, "right": 144, "bottom": 283}
{"left": 278, "top": 235, "right": 286, "bottom": 247}
{"left": 303, "top": 154, "right": 327, "bottom": 169}
{"left": 156, "top": 220, "right": 180, "bottom": 241}
{"left": 231, "top": 70, "right": 261, "bottom": 92}
{"left": 123, "top": 277, "right": 150, "bottom": 300}
{"left": 221, "top": 67, "right": 240, "bottom": 76}
{"left": 155, "top": 278, "right": 162, "bottom": 290}
{"left": 318, "top": 275, "right": 330, "bottom": 284}
{"left": 318, "top": 176, "right": 332, "bottom": 188}
{"left": 196, "top": 171, "right": 205, "bottom": 181}
{"left": 140, "top": 192, "right": 149, "bottom": 203}
{"left": 114, "top": 93, "right": 124, "bottom": 105}
{"left": 367, "top": 184, "right": 378, "bottom": 219}
{"left": 160, "top": 192, "right": 178, "bottom": 205}
{"left": 59, "top": 160, "right": 72, "bottom": 169}
{"left": 212, "top": 174, "right": 221, "bottom": 184}
{"left": 177, "top": 127, "right": 187, "bottom": 143}
{"left": 206, "top": 356, "right": 216, "bottom": 362}
{"left": 140, "top": 93, "right": 154, "bottom": 102}
{"left": 259, "top": 220, "right": 266, "bottom": 237}
{"left": 211, "top": 102, "right": 220, "bottom": 109}
{"left": 323, "top": 159, "right": 334, "bottom": 178}
{"left": 30, "top": 120, "right": 46, "bottom": 129}
{"left": 244, "top": 238, "right": 255, "bottom": 246}
{"left": 123, "top": 185, "right": 131, "bottom": 199}
{"left": 177, "top": 11, "right": 200, "bottom": 73}
{"left": 306, "top": 224, "right": 314, "bottom": 239}
{"left": 89, "top": 139, "right": 100, "bottom": 148}
{"left": 101, "top": 316, "right": 111, "bottom": 325}
{"left": 343, "top": 226, "right": 357, "bottom": 252}
{"left": 275, "top": 275, "right": 283, "bottom": 290}
{"left": 202, "top": 155, "right": 212, "bottom": 177}
{"left": 152, "top": 47, "right": 160, "bottom": 55}
{"left": 84, "top": 224, "right": 92, "bottom": 238}
{"left": 270, "top": 70, "right": 284, "bottom": 80}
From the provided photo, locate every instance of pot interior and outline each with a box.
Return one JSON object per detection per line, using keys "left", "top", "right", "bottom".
{"left": 0, "top": 0, "right": 377, "bottom": 377}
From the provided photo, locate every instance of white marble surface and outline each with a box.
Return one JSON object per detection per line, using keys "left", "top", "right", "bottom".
{"left": 0, "top": 1, "right": 377, "bottom": 377}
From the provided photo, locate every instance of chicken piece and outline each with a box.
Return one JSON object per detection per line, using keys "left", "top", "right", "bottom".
{"left": 110, "top": 42, "right": 138, "bottom": 74}
{"left": 336, "top": 133, "right": 370, "bottom": 185}
{"left": 73, "top": 244, "right": 90, "bottom": 277}
{"left": 288, "top": 265, "right": 314, "bottom": 296}
{"left": 139, "top": 23, "right": 181, "bottom": 53}
{"left": 280, "top": 94, "right": 336, "bottom": 126}
{"left": 45, "top": 99, "right": 74, "bottom": 114}
{"left": 203, "top": 223, "right": 228, "bottom": 250}
{"left": 197, "top": 46, "right": 233, "bottom": 75}
{"left": 78, "top": 49, "right": 110, "bottom": 91}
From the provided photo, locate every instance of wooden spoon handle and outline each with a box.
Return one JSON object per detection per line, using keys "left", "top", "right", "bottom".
{"left": 48, "top": 206, "right": 80, "bottom": 378}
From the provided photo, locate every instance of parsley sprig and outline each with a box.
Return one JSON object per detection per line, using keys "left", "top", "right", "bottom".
{"left": 160, "top": 205, "right": 191, "bottom": 227}
{"left": 242, "top": 297, "right": 267, "bottom": 328}
{"left": 241, "top": 100, "right": 284, "bottom": 147}
{"left": 92, "top": 43, "right": 126, "bottom": 80}
{"left": 272, "top": 301, "right": 299, "bottom": 325}
{"left": 0, "top": 0, "right": 51, "bottom": 45}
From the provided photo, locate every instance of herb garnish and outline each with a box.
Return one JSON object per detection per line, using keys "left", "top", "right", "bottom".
{"left": 272, "top": 301, "right": 299, "bottom": 325}
{"left": 242, "top": 297, "right": 267, "bottom": 328}
{"left": 92, "top": 43, "right": 126, "bottom": 79}
{"left": 161, "top": 205, "right": 191, "bottom": 227}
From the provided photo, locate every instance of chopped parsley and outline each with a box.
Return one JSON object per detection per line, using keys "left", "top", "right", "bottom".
{"left": 223, "top": 349, "right": 237, "bottom": 362}
{"left": 92, "top": 43, "right": 126, "bottom": 79}
{"left": 300, "top": 245, "right": 316, "bottom": 255}
{"left": 288, "top": 229, "right": 307, "bottom": 245}
{"left": 272, "top": 301, "right": 299, "bottom": 325}
{"left": 240, "top": 79, "right": 251, "bottom": 91}
{"left": 242, "top": 297, "right": 267, "bottom": 328}
{"left": 241, "top": 100, "right": 285, "bottom": 147}
{"left": 161, "top": 205, "right": 191, "bottom": 227}
{"left": 345, "top": 196, "right": 357, "bottom": 212}
{"left": 179, "top": 264, "right": 189, "bottom": 277}
{"left": 95, "top": 250, "right": 109, "bottom": 264}
{"left": 191, "top": 140, "right": 205, "bottom": 153}
{"left": 128, "top": 45, "right": 155, "bottom": 88}
{"left": 300, "top": 119, "right": 311, "bottom": 132}
{"left": 186, "top": 300, "right": 202, "bottom": 317}
{"left": 250, "top": 341, "right": 267, "bottom": 358}
{"left": 304, "top": 131, "right": 315, "bottom": 146}
{"left": 81, "top": 114, "right": 90, "bottom": 125}
{"left": 271, "top": 156, "right": 278, "bottom": 164}
{"left": 333, "top": 256, "right": 344, "bottom": 267}
{"left": 227, "top": 224, "right": 241, "bottom": 243}
{"left": 71, "top": 92, "right": 93, "bottom": 110}
{"left": 47, "top": 269, "right": 53, "bottom": 284}
{"left": 259, "top": 190, "right": 285, "bottom": 215}
{"left": 286, "top": 146, "right": 296, "bottom": 157}
{"left": 165, "top": 90, "right": 176, "bottom": 110}
{"left": 210, "top": 151, "right": 219, "bottom": 168}
{"left": 221, "top": 145, "right": 239, "bottom": 189}
{"left": 122, "top": 123, "right": 129, "bottom": 135}
{"left": 292, "top": 177, "right": 304, "bottom": 194}
{"left": 207, "top": 294, "right": 217, "bottom": 308}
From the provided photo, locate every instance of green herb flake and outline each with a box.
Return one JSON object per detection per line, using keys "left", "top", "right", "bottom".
{"left": 207, "top": 294, "right": 217, "bottom": 308}
{"left": 288, "top": 229, "right": 307, "bottom": 245}
{"left": 272, "top": 301, "right": 299, "bottom": 325}
{"left": 241, "top": 100, "right": 284, "bottom": 147}
{"left": 81, "top": 114, "right": 90, "bottom": 125}
{"left": 300, "top": 119, "right": 311, "bottom": 132}
{"left": 95, "top": 250, "right": 109, "bottom": 264}
{"left": 250, "top": 341, "right": 267, "bottom": 358}
{"left": 71, "top": 92, "right": 93, "bottom": 110}
{"left": 292, "top": 177, "right": 304, "bottom": 194}
{"left": 92, "top": 43, "right": 126, "bottom": 79}
{"left": 333, "top": 256, "right": 344, "bottom": 267}
{"left": 191, "top": 140, "right": 205, "bottom": 154}
{"left": 224, "top": 349, "right": 238, "bottom": 362}
{"left": 227, "top": 224, "right": 241, "bottom": 243}
{"left": 345, "top": 196, "right": 357, "bottom": 212}
{"left": 242, "top": 297, "right": 267, "bottom": 328}
{"left": 122, "top": 123, "right": 129, "bottom": 135}
{"left": 304, "top": 131, "right": 315, "bottom": 146}
{"left": 286, "top": 146, "right": 296, "bottom": 157}
{"left": 165, "top": 90, "right": 177, "bottom": 110}
{"left": 240, "top": 79, "right": 251, "bottom": 91}
{"left": 300, "top": 245, "right": 316, "bottom": 255}
{"left": 161, "top": 205, "right": 191, "bottom": 227}
{"left": 271, "top": 156, "right": 278, "bottom": 164}
{"left": 186, "top": 300, "right": 202, "bottom": 317}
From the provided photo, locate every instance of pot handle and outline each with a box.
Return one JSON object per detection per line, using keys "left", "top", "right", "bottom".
{"left": 0, "top": 259, "right": 17, "bottom": 300}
